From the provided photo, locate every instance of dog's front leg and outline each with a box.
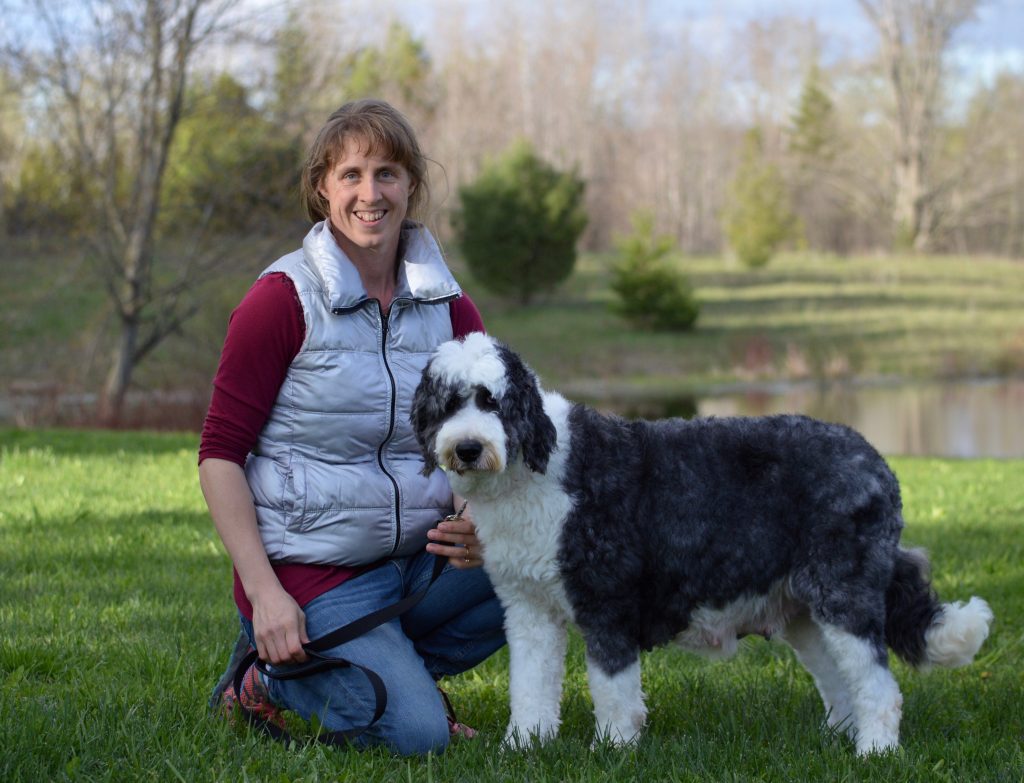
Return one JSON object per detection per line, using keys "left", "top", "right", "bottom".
{"left": 502, "top": 598, "right": 568, "bottom": 749}
{"left": 586, "top": 651, "right": 647, "bottom": 747}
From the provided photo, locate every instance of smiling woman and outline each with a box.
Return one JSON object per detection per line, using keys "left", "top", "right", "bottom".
{"left": 317, "top": 149, "right": 414, "bottom": 287}
{"left": 197, "top": 99, "right": 506, "bottom": 755}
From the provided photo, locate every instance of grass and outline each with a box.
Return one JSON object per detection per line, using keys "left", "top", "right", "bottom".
{"left": 2, "top": 427, "right": 1022, "bottom": 781}
{"left": 3, "top": 240, "right": 1024, "bottom": 420}
{"left": 472, "top": 252, "right": 1024, "bottom": 400}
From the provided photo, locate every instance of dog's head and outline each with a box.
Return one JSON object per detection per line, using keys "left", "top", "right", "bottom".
{"left": 411, "top": 333, "right": 557, "bottom": 477}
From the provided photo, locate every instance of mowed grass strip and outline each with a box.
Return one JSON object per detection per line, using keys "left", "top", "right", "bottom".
{"left": 1, "top": 427, "right": 1021, "bottom": 782}
{"left": 4, "top": 243, "right": 1024, "bottom": 402}
{"left": 471, "top": 252, "right": 1024, "bottom": 395}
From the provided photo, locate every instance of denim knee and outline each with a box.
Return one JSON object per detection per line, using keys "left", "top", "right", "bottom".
{"left": 375, "top": 709, "right": 450, "bottom": 756}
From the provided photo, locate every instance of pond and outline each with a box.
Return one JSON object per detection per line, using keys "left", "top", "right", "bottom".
{"left": 594, "top": 377, "right": 1024, "bottom": 459}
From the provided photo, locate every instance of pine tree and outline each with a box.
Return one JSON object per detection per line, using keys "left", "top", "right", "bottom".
{"left": 722, "top": 130, "right": 796, "bottom": 268}
{"left": 789, "top": 64, "right": 837, "bottom": 164}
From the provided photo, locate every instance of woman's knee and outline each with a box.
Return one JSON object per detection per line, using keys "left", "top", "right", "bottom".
{"left": 377, "top": 709, "right": 450, "bottom": 756}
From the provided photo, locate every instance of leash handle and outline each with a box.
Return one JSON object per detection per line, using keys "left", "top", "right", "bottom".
{"left": 230, "top": 553, "right": 447, "bottom": 745}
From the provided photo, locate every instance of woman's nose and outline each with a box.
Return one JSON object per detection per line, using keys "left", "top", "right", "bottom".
{"left": 359, "top": 178, "right": 380, "bottom": 203}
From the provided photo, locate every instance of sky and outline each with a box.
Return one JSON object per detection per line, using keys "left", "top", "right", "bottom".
{"left": 386, "top": 0, "right": 1024, "bottom": 84}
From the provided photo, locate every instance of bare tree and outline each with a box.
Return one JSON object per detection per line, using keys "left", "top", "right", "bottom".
{"left": 2, "top": 0, "right": 239, "bottom": 423}
{"left": 857, "top": 0, "right": 979, "bottom": 251}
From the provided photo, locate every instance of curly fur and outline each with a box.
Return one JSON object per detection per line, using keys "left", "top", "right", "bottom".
{"left": 410, "top": 333, "right": 994, "bottom": 754}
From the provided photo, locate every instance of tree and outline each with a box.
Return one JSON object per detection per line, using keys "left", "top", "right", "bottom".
{"left": 789, "top": 64, "right": 837, "bottom": 164}
{"left": 610, "top": 212, "right": 699, "bottom": 332}
{"left": 162, "top": 73, "right": 301, "bottom": 234}
{"left": 856, "top": 0, "right": 979, "bottom": 251}
{"left": 341, "top": 22, "right": 432, "bottom": 112}
{"left": 454, "top": 141, "right": 587, "bottom": 305}
{"left": 723, "top": 130, "right": 797, "bottom": 268}
{"left": 1, "top": 0, "right": 239, "bottom": 424}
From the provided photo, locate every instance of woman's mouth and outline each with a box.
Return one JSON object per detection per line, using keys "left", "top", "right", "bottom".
{"left": 354, "top": 209, "right": 387, "bottom": 223}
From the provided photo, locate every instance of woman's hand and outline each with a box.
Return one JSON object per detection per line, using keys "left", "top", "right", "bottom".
{"left": 426, "top": 507, "right": 485, "bottom": 569}
{"left": 251, "top": 585, "right": 310, "bottom": 665}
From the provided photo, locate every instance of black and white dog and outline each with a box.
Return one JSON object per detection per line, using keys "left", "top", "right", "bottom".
{"left": 411, "top": 333, "right": 993, "bottom": 754}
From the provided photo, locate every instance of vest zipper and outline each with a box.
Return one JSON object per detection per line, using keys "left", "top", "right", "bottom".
{"left": 376, "top": 301, "right": 403, "bottom": 555}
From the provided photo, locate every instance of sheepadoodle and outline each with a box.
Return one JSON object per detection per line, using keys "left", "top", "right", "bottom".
{"left": 410, "top": 333, "right": 993, "bottom": 755}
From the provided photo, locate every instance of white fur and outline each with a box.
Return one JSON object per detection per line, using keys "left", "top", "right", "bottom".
{"left": 587, "top": 657, "right": 647, "bottom": 747}
{"left": 436, "top": 405, "right": 508, "bottom": 474}
{"left": 446, "top": 392, "right": 580, "bottom": 746}
{"left": 430, "top": 332, "right": 508, "bottom": 397}
{"left": 923, "top": 597, "right": 994, "bottom": 669}
{"left": 820, "top": 625, "right": 903, "bottom": 755}
{"left": 783, "top": 615, "right": 855, "bottom": 737}
{"left": 674, "top": 580, "right": 794, "bottom": 659}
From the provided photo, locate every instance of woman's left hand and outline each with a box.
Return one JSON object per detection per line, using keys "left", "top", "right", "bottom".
{"left": 426, "top": 511, "right": 485, "bottom": 569}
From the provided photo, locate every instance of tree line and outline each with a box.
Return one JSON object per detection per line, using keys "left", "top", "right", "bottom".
{"left": 0, "top": 0, "right": 1020, "bottom": 422}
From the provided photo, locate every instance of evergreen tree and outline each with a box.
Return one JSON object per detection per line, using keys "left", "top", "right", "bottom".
{"left": 455, "top": 141, "right": 587, "bottom": 305}
{"left": 722, "top": 130, "right": 796, "bottom": 268}
{"left": 341, "top": 23, "right": 432, "bottom": 112}
{"left": 789, "top": 64, "right": 837, "bottom": 164}
{"left": 610, "top": 212, "right": 699, "bottom": 332}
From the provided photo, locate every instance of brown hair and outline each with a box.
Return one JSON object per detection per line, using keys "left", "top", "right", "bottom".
{"left": 300, "top": 99, "right": 429, "bottom": 223}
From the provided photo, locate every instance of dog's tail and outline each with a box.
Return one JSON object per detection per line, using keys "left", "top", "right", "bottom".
{"left": 884, "top": 547, "right": 993, "bottom": 669}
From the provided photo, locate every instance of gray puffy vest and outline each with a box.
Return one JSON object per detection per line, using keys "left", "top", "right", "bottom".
{"left": 245, "top": 220, "right": 460, "bottom": 565}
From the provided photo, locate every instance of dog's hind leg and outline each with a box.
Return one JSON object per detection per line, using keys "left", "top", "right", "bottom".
{"left": 586, "top": 653, "right": 647, "bottom": 747}
{"left": 502, "top": 599, "right": 569, "bottom": 749}
{"left": 816, "top": 622, "right": 902, "bottom": 755}
{"left": 782, "top": 614, "right": 855, "bottom": 738}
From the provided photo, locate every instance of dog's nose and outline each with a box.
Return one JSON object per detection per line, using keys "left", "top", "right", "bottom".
{"left": 455, "top": 440, "right": 483, "bottom": 463}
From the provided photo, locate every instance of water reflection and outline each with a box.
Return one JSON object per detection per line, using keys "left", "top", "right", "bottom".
{"left": 597, "top": 378, "right": 1024, "bottom": 458}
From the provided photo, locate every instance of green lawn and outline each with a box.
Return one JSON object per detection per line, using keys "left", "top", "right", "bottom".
{"left": 3, "top": 241, "right": 1024, "bottom": 411}
{"left": 2, "top": 428, "right": 1021, "bottom": 782}
{"left": 474, "top": 252, "right": 1024, "bottom": 401}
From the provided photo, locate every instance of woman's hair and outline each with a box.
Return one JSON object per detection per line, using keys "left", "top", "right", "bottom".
{"left": 300, "top": 99, "right": 429, "bottom": 223}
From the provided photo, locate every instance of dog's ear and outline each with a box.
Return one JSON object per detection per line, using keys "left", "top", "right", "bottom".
{"left": 410, "top": 363, "right": 447, "bottom": 477}
{"left": 496, "top": 344, "right": 557, "bottom": 474}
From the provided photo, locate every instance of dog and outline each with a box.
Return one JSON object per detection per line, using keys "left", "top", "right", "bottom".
{"left": 410, "top": 333, "right": 993, "bottom": 755}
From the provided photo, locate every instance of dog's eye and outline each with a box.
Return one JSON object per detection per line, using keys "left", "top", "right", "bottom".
{"left": 443, "top": 392, "right": 463, "bottom": 415}
{"left": 475, "top": 387, "right": 500, "bottom": 412}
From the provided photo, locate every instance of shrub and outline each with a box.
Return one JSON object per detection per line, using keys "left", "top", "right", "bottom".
{"left": 610, "top": 212, "right": 699, "bottom": 331}
{"left": 454, "top": 141, "right": 587, "bottom": 305}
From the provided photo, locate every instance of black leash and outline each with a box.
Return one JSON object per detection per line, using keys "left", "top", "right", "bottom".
{"left": 229, "top": 505, "right": 467, "bottom": 746}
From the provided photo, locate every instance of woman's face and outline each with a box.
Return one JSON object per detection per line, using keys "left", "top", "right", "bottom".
{"left": 318, "top": 140, "right": 416, "bottom": 258}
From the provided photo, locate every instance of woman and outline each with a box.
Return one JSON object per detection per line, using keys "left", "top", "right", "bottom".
{"left": 199, "top": 100, "right": 505, "bottom": 755}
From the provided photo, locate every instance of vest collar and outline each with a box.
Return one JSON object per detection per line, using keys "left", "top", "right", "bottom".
{"left": 303, "top": 220, "right": 461, "bottom": 312}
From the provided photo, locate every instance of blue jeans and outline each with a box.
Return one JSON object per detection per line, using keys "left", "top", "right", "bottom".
{"left": 240, "top": 550, "right": 505, "bottom": 755}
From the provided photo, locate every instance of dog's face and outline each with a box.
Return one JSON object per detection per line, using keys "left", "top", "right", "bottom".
{"left": 411, "top": 333, "right": 557, "bottom": 477}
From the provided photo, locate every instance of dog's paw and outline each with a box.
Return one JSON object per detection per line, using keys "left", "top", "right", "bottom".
{"left": 591, "top": 725, "right": 643, "bottom": 750}
{"left": 502, "top": 723, "right": 556, "bottom": 751}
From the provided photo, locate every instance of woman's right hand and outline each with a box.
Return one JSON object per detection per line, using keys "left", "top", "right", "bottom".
{"left": 199, "top": 458, "right": 311, "bottom": 666}
{"left": 251, "top": 585, "right": 310, "bottom": 665}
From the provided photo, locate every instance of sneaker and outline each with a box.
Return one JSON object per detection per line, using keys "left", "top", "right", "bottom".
{"left": 222, "top": 663, "right": 286, "bottom": 731}
{"left": 438, "top": 687, "right": 478, "bottom": 740}
{"left": 208, "top": 630, "right": 253, "bottom": 713}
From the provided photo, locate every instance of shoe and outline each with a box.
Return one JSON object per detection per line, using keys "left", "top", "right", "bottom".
{"left": 222, "top": 663, "right": 286, "bottom": 730}
{"left": 438, "top": 687, "right": 478, "bottom": 739}
{"left": 208, "top": 630, "right": 253, "bottom": 713}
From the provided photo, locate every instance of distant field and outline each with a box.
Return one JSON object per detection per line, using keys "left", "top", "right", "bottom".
{"left": 475, "top": 252, "right": 1024, "bottom": 401}
{"left": 3, "top": 237, "right": 1024, "bottom": 420}
{"left": 1, "top": 428, "right": 1021, "bottom": 782}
